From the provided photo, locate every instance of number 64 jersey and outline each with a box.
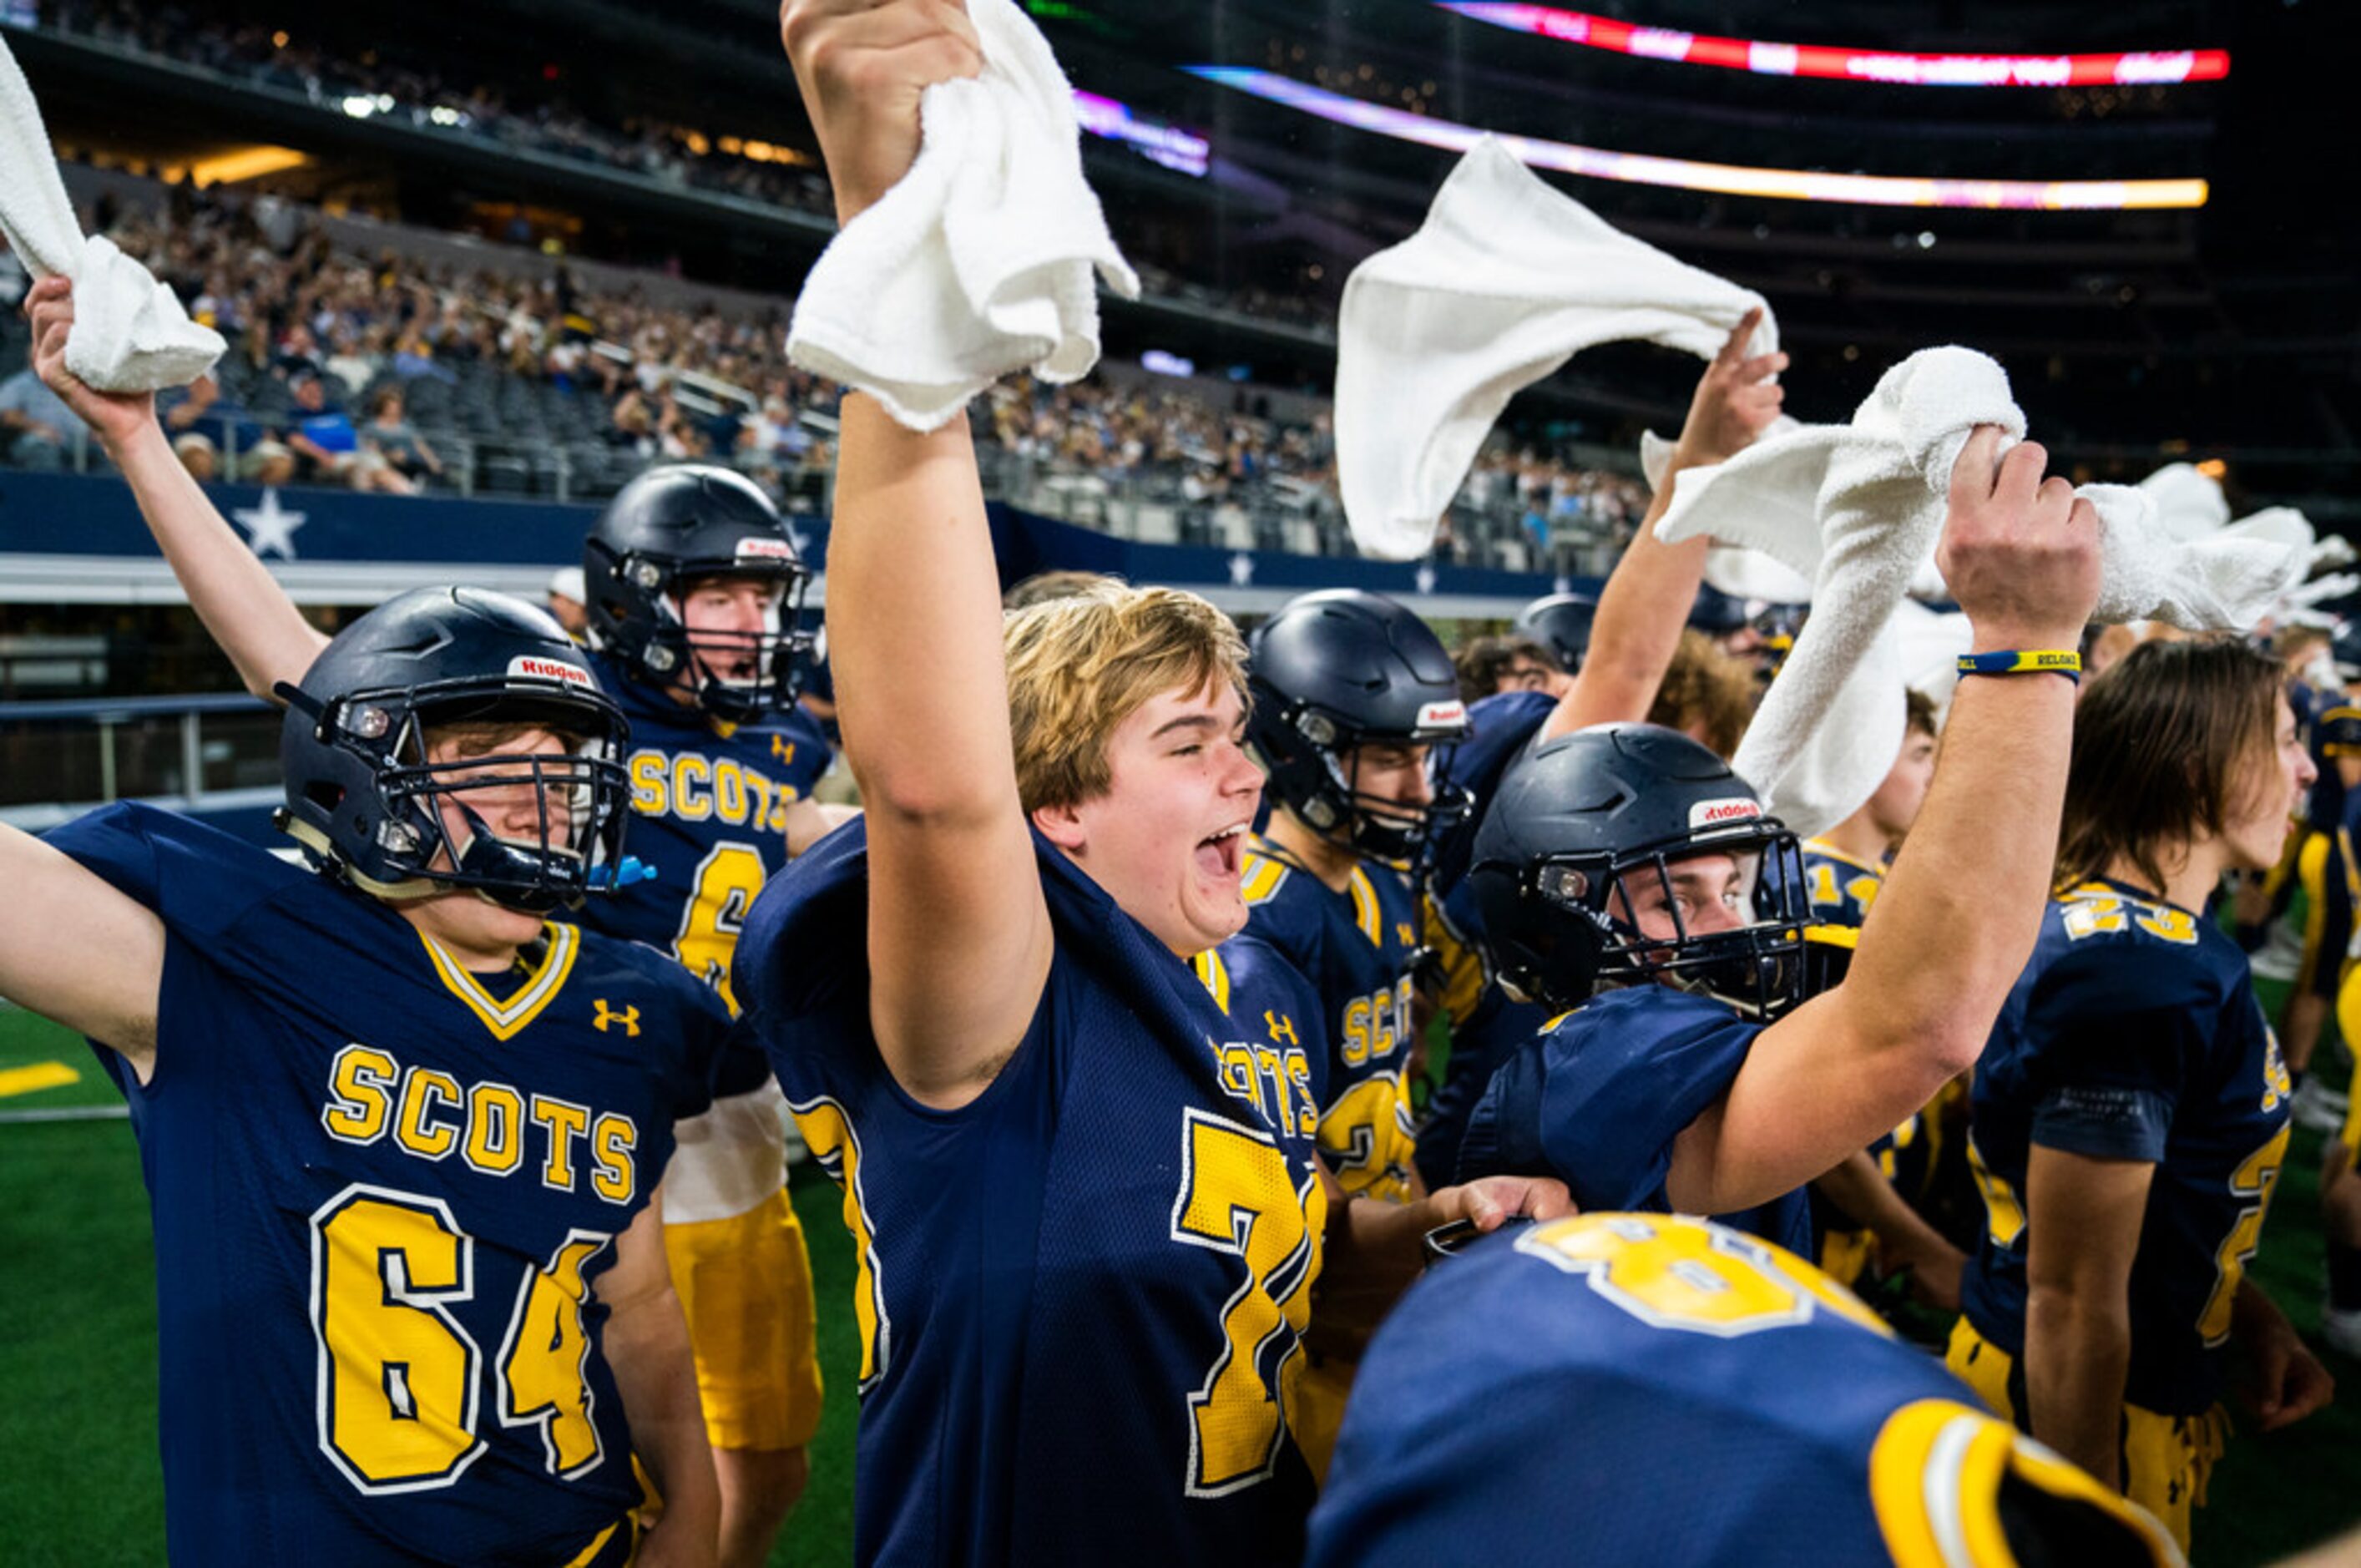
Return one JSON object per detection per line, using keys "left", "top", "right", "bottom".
{"left": 50, "top": 804, "right": 732, "bottom": 1567}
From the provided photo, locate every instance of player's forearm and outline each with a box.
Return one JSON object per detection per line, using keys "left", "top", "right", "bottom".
{"left": 1543, "top": 479, "right": 1708, "bottom": 739}
{"left": 1813, "top": 1150, "right": 1959, "bottom": 1267}
{"left": 109, "top": 420, "right": 328, "bottom": 701}
{"left": 604, "top": 1286, "right": 720, "bottom": 1559}
{"left": 825, "top": 396, "right": 1018, "bottom": 825}
{"left": 1841, "top": 667, "right": 2075, "bottom": 1080}
{"left": 2025, "top": 1286, "right": 2131, "bottom": 1490}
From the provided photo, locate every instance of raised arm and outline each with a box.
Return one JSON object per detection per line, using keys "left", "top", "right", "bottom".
{"left": 781, "top": 0, "right": 1050, "bottom": 1109}
{"left": 1670, "top": 429, "right": 2101, "bottom": 1214}
{"left": 1543, "top": 310, "right": 1787, "bottom": 738}
{"left": 0, "top": 824, "right": 164, "bottom": 1080}
{"left": 26, "top": 279, "right": 329, "bottom": 701}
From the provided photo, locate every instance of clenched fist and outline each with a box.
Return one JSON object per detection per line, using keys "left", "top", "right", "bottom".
{"left": 780, "top": 0, "right": 983, "bottom": 225}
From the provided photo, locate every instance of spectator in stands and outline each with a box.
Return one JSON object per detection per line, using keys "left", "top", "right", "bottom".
{"left": 0, "top": 363, "right": 77, "bottom": 468}
{"left": 172, "top": 431, "right": 218, "bottom": 483}
{"left": 361, "top": 386, "right": 442, "bottom": 488}
{"left": 242, "top": 438, "right": 296, "bottom": 487}
{"left": 546, "top": 565, "right": 589, "bottom": 640}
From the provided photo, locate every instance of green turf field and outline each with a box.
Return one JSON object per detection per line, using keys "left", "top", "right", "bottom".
{"left": 3, "top": 1002, "right": 2356, "bottom": 1565}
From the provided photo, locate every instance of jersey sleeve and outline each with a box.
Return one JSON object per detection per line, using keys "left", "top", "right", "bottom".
{"left": 2318, "top": 706, "right": 2361, "bottom": 758}
{"left": 42, "top": 802, "right": 287, "bottom": 942}
{"left": 2020, "top": 940, "right": 2212, "bottom": 1165}
{"left": 1459, "top": 989, "right": 1762, "bottom": 1207}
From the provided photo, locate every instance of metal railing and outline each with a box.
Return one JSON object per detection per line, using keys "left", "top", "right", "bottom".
{"left": 0, "top": 691, "right": 280, "bottom": 827}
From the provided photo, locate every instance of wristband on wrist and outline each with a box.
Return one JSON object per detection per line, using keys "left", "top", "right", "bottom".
{"left": 1956, "top": 649, "right": 2081, "bottom": 684}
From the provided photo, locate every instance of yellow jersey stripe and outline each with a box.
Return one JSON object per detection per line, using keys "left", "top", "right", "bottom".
{"left": 420, "top": 922, "right": 582, "bottom": 1041}
{"left": 1239, "top": 850, "right": 1290, "bottom": 906}
{"left": 1347, "top": 866, "right": 1383, "bottom": 948}
{"left": 1192, "top": 948, "right": 1233, "bottom": 1015}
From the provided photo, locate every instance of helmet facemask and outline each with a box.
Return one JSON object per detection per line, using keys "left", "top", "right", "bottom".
{"left": 1527, "top": 822, "right": 1812, "bottom": 1022}
{"left": 1258, "top": 699, "right": 1473, "bottom": 864}
{"left": 293, "top": 680, "right": 634, "bottom": 913}
{"left": 604, "top": 551, "right": 815, "bottom": 722}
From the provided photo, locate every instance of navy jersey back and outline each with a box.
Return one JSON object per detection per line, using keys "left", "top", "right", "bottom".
{"left": 49, "top": 804, "right": 731, "bottom": 1567}
{"left": 736, "top": 821, "right": 1327, "bottom": 1566}
{"left": 1240, "top": 838, "right": 1425, "bottom": 1201}
{"left": 1307, "top": 1213, "right": 2179, "bottom": 1568}
{"left": 1459, "top": 987, "right": 1812, "bottom": 1256}
{"left": 587, "top": 650, "right": 831, "bottom": 1010}
{"left": 1429, "top": 688, "right": 1555, "bottom": 894}
{"left": 1960, "top": 881, "right": 2293, "bottom": 1417}
{"left": 2299, "top": 681, "right": 2353, "bottom": 832}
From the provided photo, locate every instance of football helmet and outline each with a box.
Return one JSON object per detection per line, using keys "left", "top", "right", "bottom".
{"left": 1466, "top": 723, "right": 1811, "bottom": 1019}
{"left": 276, "top": 587, "right": 634, "bottom": 913}
{"left": 1246, "top": 589, "right": 1473, "bottom": 861}
{"left": 1514, "top": 592, "right": 1596, "bottom": 675}
{"left": 582, "top": 463, "right": 813, "bottom": 721}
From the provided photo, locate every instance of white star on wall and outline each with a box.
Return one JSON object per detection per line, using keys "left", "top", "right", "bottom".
{"left": 232, "top": 488, "right": 308, "bottom": 560}
{"left": 1413, "top": 563, "right": 1437, "bottom": 596}
{"left": 1228, "top": 551, "right": 1255, "bottom": 587}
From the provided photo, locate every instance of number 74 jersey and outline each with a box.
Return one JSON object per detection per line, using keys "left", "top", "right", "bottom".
{"left": 49, "top": 804, "right": 733, "bottom": 1567}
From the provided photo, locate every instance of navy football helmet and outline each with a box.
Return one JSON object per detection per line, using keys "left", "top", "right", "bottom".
{"left": 1514, "top": 592, "right": 1596, "bottom": 675}
{"left": 582, "top": 464, "right": 813, "bottom": 721}
{"left": 276, "top": 587, "right": 634, "bottom": 913}
{"left": 1246, "top": 589, "right": 1473, "bottom": 861}
{"left": 1466, "top": 723, "right": 1811, "bottom": 1019}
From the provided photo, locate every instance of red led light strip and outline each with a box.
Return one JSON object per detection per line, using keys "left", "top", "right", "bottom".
{"left": 1438, "top": 4, "right": 2229, "bottom": 88}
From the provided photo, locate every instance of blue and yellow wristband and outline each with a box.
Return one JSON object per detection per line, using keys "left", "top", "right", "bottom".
{"left": 1956, "top": 650, "right": 2081, "bottom": 684}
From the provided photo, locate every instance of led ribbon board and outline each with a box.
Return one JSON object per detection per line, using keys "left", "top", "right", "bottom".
{"left": 1074, "top": 90, "right": 1211, "bottom": 176}
{"left": 1183, "top": 67, "right": 2208, "bottom": 210}
{"left": 1438, "top": 4, "right": 2229, "bottom": 88}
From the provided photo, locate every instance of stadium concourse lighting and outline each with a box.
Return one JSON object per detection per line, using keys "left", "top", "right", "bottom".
{"left": 1182, "top": 66, "right": 2209, "bottom": 211}
{"left": 1436, "top": 3, "right": 2230, "bottom": 88}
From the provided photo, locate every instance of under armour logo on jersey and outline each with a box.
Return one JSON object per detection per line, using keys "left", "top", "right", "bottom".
{"left": 594, "top": 1001, "right": 641, "bottom": 1037}
{"left": 1397, "top": 922, "right": 1416, "bottom": 948}
{"left": 1265, "top": 1010, "right": 1299, "bottom": 1048}
{"left": 771, "top": 735, "right": 797, "bottom": 766}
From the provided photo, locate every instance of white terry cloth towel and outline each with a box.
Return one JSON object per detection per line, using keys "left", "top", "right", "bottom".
{"left": 784, "top": 0, "right": 1139, "bottom": 432}
{"left": 0, "top": 34, "right": 221, "bottom": 391}
{"left": 1639, "top": 428, "right": 1813, "bottom": 604}
{"left": 2139, "top": 462, "right": 2233, "bottom": 542}
{"left": 1654, "top": 346, "right": 2309, "bottom": 837}
{"left": 1336, "top": 135, "right": 1777, "bottom": 562}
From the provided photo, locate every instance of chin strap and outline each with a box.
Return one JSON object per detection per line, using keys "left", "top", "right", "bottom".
{"left": 278, "top": 816, "right": 448, "bottom": 903}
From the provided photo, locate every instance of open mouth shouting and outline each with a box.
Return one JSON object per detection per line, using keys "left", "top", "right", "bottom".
{"left": 1196, "top": 821, "right": 1249, "bottom": 883}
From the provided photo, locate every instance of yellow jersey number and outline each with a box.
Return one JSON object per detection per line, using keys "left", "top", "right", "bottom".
{"left": 311, "top": 1183, "right": 609, "bottom": 1493}
{"left": 2198, "top": 1122, "right": 2291, "bottom": 1345}
{"left": 1170, "top": 1110, "right": 1327, "bottom": 1497}
{"left": 1514, "top": 1212, "right": 1888, "bottom": 1338}
{"left": 673, "top": 841, "right": 768, "bottom": 1014}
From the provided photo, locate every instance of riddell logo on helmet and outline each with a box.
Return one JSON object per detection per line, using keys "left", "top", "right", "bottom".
{"left": 508, "top": 655, "right": 595, "bottom": 690}
{"left": 1418, "top": 701, "right": 1467, "bottom": 729}
{"left": 735, "top": 539, "right": 795, "bottom": 561}
{"left": 1689, "top": 798, "right": 1762, "bottom": 827}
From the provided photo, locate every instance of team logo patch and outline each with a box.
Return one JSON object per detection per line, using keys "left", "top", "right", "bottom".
{"left": 1418, "top": 700, "right": 1468, "bottom": 729}
{"left": 1689, "top": 797, "right": 1762, "bottom": 827}
{"left": 593, "top": 1000, "right": 641, "bottom": 1037}
{"left": 735, "top": 537, "right": 796, "bottom": 561}
{"left": 508, "top": 655, "right": 595, "bottom": 690}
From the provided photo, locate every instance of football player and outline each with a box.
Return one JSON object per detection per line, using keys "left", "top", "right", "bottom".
{"left": 1458, "top": 431, "right": 2101, "bottom": 1285}
{"left": 1951, "top": 638, "right": 2333, "bottom": 1552}
{"left": 733, "top": 9, "right": 1566, "bottom": 1559}
{"left": 27, "top": 280, "right": 837, "bottom": 1566}
{"left": 1307, "top": 1213, "right": 2182, "bottom": 1567}
{"left": 1227, "top": 589, "right": 1470, "bottom": 1469}
{"left": 1800, "top": 689, "right": 1969, "bottom": 1309}
{"left": 0, "top": 589, "right": 729, "bottom": 1565}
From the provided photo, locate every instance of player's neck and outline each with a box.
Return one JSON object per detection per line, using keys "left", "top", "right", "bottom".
{"left": 1814, "top": 810, "right": 1893, "bottom": 869}
{"left": 1266, "top": 810, "right": 1359, "bottom": 894}
{"left": 2102, "top": 838, "right": 2226, "bottom": 915}
{"left": 397, "top": 893, "right": 536, "bottom": 974}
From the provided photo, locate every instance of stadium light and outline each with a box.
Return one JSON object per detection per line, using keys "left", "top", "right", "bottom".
{"left": 1183, "top": 66, "right": 2209, "bottom": 210}
{"left": 1437, "top": 3, "right": 2230, "bottom": 88}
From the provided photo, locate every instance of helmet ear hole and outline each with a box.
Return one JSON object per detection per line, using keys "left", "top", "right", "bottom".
{"left": 306, "top": 781, "right": 345, "bottom": 812}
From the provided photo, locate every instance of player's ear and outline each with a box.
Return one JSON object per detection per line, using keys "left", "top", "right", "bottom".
{"left": 1031, "top": 800, "right": 1088, "bottom": 852}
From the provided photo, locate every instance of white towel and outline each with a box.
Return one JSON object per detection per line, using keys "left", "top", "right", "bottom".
{"left": 1336, "top": 136, "right": 1776, "bottom": 562}
{"left": 1655, "top": 346, "right": 2308, "bottom": 837}
{"left": 784, "top": 0, "right": 1138, "bottom": 433}
{"left": 0, "top": 34, "right": 220, "bottom": 392}
{"left": 1639, "top": 427, "right": 1813, "bottom": 604}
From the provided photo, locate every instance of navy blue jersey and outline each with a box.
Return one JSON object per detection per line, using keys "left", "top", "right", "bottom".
{"left": 1459, "top": 987, "right": 1812, "bottom": 1256}
{"left": 1800, "top": 838, "right": 1886, "bottom": 926}
{"left": 1429, "top": 688, "right": 1555, "bottom": 894}
{"left": 1412, "top": 885, "right": 1547, "bottom": 1191}
{"left": 1307, "top": 1213, "right": 2178, "bottom": 1568}
{"left": 1960, "top": 880, "right": 2293, "bottom": 1417}
{"left": 736, "top": 821, "right": 1327, "bottom": 1566}
{"left": 587, "top": 650, "right": 832, "bottom": 1011}
{"left": 49, "top": 804, "right": 731, "bottom": 1567}
{"left": 2299, "top": 682, "right": 2353, "bottom": 832}
{"left": 1196, "top": 934, "right": 1332, "bottom": 1134}
{"left": 1240, "top": 837, "right": 1425, "bottom": 1201}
